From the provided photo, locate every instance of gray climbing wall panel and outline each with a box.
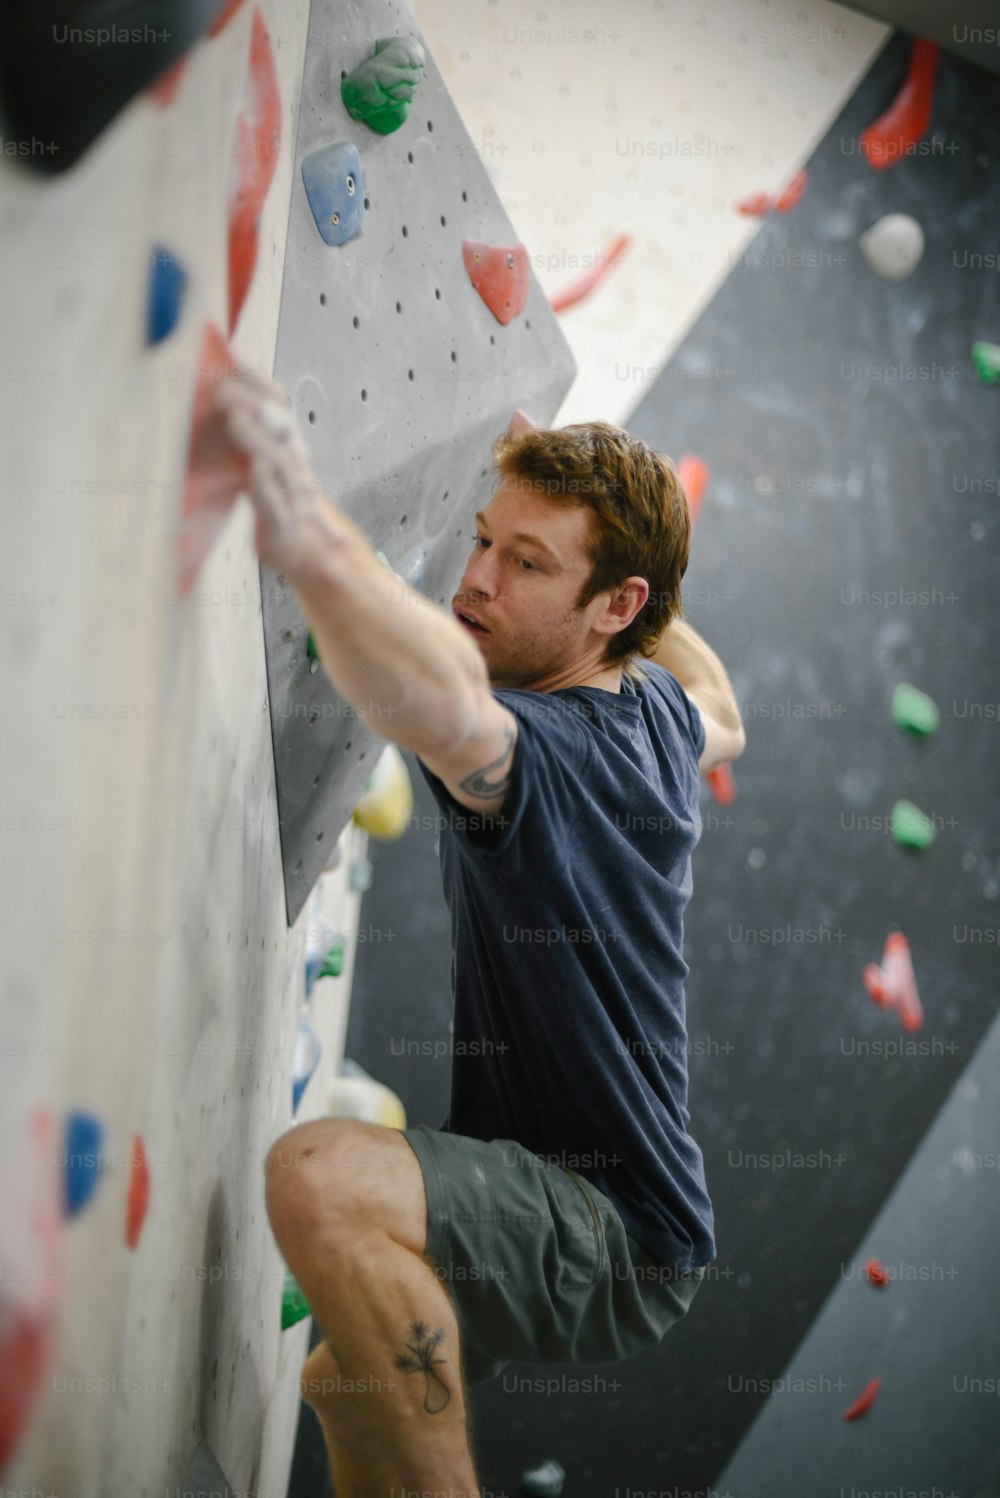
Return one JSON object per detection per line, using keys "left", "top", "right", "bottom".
{"left": 715, "top": 1005, "right": 1000, "bottom": 1498}
{"left": 266, "top": 0, "right": 577, "bottom": 923}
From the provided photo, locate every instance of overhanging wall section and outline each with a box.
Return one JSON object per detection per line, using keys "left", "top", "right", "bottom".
{"left": 267, "top": 0, "right": 578, "bottom": 922}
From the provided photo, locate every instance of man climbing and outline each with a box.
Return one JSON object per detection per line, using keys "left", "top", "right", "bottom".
{"left": 216, "top": 370, "right": 746, "bottom": 1497}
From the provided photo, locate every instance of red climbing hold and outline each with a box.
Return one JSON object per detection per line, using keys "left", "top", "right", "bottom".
{"left": 210, "top": 0, "right": 248, "bottom": 35}
{"left": 775, "top": 168, "right": 808, "bottom": 213}
{"left": 865, "top": 1257, "right": 890, "bottom": 1288}
{"left": 462, "top": 241, "right": 530, "bottom": 325}
{"left": 0, "top": 1109, "right": 63, "bottom": 1478}
{"left": 860, "top": 38, "right": 939, "bottom": 171}
{"left": 862, "top": 963, "right": 890, "bottom": 1008}
{"left": 706, "top": 764, "right": 736, "bottom": 805}
{"left": 677, "top": 455, "right": 710, "bottom": 525}
{"left": 736, "top": 191, "right": 774, "bottom": 217}
{"left": 149, "top": 57, "right": 189, "bottom": 109}
{"left": 227, "top": 8, "right": 282, "bottom": 335}
{"left": 864, "top": 931, "right": 923, "bottom": 1031}
{"left": 843, "top": 1376, "right": 881, "bottom": 1421}
{"left": 880, "top": 931, "right": 924, "bottom": 1032}
{"left": 177, "top": 322, "right": 251, "bottom": 597}
{"left": 126, "top": 1135, "right": 151, "bottom": 1251}
{"left": 550, "top": 232, "right": 632, "bottom": 314}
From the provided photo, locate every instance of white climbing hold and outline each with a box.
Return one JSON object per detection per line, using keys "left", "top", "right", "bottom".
{"left": 859, "top": 213, "right": 924, "bottom": 281}
{"left": 522, "top": 1458, "right": 566, "bottom": 1497}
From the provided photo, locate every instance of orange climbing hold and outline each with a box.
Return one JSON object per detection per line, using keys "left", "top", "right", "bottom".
{"left": 677, "top": 455, "right": 709, "bottom": 525}
{"left": 550, "top": 232, "right": 633, "bottom": 314}
{"left": 860, "top": 38, "right": 939, "bottom": 171}
{"left": 227, "top": 8, "right": 282, "bottom": 335}
{"left": 865, "top": 1257, "right": 890, "bottom": 1288}
{"left": 126, "top": 1134, "right": 151, "bottom": 1251}
{"left": 177, "top": 322, "right": 251, "bottom": 597}
{"left": 843, "top": 1376, "right": 881, "bottom": 1421}
{"left": 706, "top": 764, "right": 736, "bottom": 805}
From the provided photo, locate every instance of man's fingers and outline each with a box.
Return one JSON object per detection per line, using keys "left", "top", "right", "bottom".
{"left": 251, "top": 453, "right": 289, "bottom": 518}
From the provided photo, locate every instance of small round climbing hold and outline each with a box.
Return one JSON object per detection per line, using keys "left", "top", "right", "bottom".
{"left": 859, "top": 213, "right": 924, "bottom": 281}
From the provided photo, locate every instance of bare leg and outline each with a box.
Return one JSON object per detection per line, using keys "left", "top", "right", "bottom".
{"left": 295, "top": 1233, "right": 479, "bottom": 1496}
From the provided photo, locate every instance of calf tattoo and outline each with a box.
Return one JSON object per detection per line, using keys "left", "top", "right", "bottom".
{"left": 395, "top": 1321, "right": 451, "bottom": 1413}
{"left": 458, "top": 722, "right": 514, "bottom": 801}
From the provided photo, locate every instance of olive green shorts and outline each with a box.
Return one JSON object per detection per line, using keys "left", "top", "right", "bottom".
{"left": 400, "top": 1125, "right": 706, "bottom": 1388}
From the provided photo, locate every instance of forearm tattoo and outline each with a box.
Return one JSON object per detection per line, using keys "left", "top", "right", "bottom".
{"left": 458, "top": 722, "right": 514, "bottom": 801}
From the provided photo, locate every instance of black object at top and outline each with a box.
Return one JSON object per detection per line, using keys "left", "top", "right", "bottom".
{"left": 0, "top": 0, "right": 233, "bottom": 175}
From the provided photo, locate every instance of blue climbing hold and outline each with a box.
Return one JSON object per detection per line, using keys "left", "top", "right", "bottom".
{"left": 301, "top": 142, "right": 365, "bottom": 247}
{"left": 64, "top": 1111, "right": 105, "bottom": 1218}
{"left": 292, "top": 1012, "right": 323, "bottom": 1114}
{"left": 148, "top": 245, "right": 187, "bottom": 345}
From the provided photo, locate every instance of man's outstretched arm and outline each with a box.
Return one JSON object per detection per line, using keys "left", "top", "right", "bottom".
{"left": 215, "top": 368, "right": 490, "bottom": 760}
{"left": 650, "top": 616, "right": 746, "bottom": 771}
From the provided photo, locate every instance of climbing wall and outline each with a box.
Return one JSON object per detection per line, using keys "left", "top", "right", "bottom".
{"left": 0, "top": 5, "right": 319, "bottom": 1491}
{"left": 0, "top": 0, "right": 575, "bottom": 1489}
{"left": 264, "top": 0, "right": 576, "bottom": 921}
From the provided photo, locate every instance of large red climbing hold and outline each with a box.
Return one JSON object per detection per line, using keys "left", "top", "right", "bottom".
{"left": 860, "top": 39, "right": 939, "bottom": 171}
{"left": 177, "top": 322, "right": 251, "bottom": 597}
{"left": 0, "top": 1109, "right": 63, "bottom": 1478}
{"left": 843, "top": 1376, "right": 881, "bottom": 1421}
{"left": 550, "top": 232, "right": 632, "bottom": 314}
{"left": 227, "top": 8, "right": 282, "bottom": 335}
{"left": 677, "top": 455, "right": 710, "bottom": 525}
{"left": 126, "top": 1135, "right": 151, "bottom": 1251}
{"left": 463, "top": 241, "right": 530, "bottom": 325}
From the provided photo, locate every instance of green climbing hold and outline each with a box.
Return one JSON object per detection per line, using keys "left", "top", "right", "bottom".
{"left": 307, "top": 631, "right": 319, "bottom": 660}
{"left": 891, "top": 799, "right": 936, "bottom": 849}
{"left": 281, "top": 1267, "right": 312, "bottom": 1330}
{"left": 318, "top": 937, "right": 346, "bottom": 981}
{"left": 341, "top": 37, "right": 426, "bottom": 135}
{"left": 970, "top": 340, "right": 1000, "bottom": 384}
{"left": 891, "top": 682, "right": 939, "bottom": 736}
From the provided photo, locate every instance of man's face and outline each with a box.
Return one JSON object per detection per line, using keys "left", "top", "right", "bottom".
{"left": 451, "top": 480, "right": 618, "bottom": 690}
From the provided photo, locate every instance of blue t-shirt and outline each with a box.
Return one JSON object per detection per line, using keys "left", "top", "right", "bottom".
{"left": 416, "top": 659, "right": 716, "bottom": 1272}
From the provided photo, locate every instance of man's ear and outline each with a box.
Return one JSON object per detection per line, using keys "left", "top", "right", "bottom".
{"left": 507, "top": 407, "right": 536, "bottom": 438}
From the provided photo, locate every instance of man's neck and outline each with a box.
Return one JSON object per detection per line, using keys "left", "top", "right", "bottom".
{"left": 531, "top": 662, "right": 622, "bottom": 695}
